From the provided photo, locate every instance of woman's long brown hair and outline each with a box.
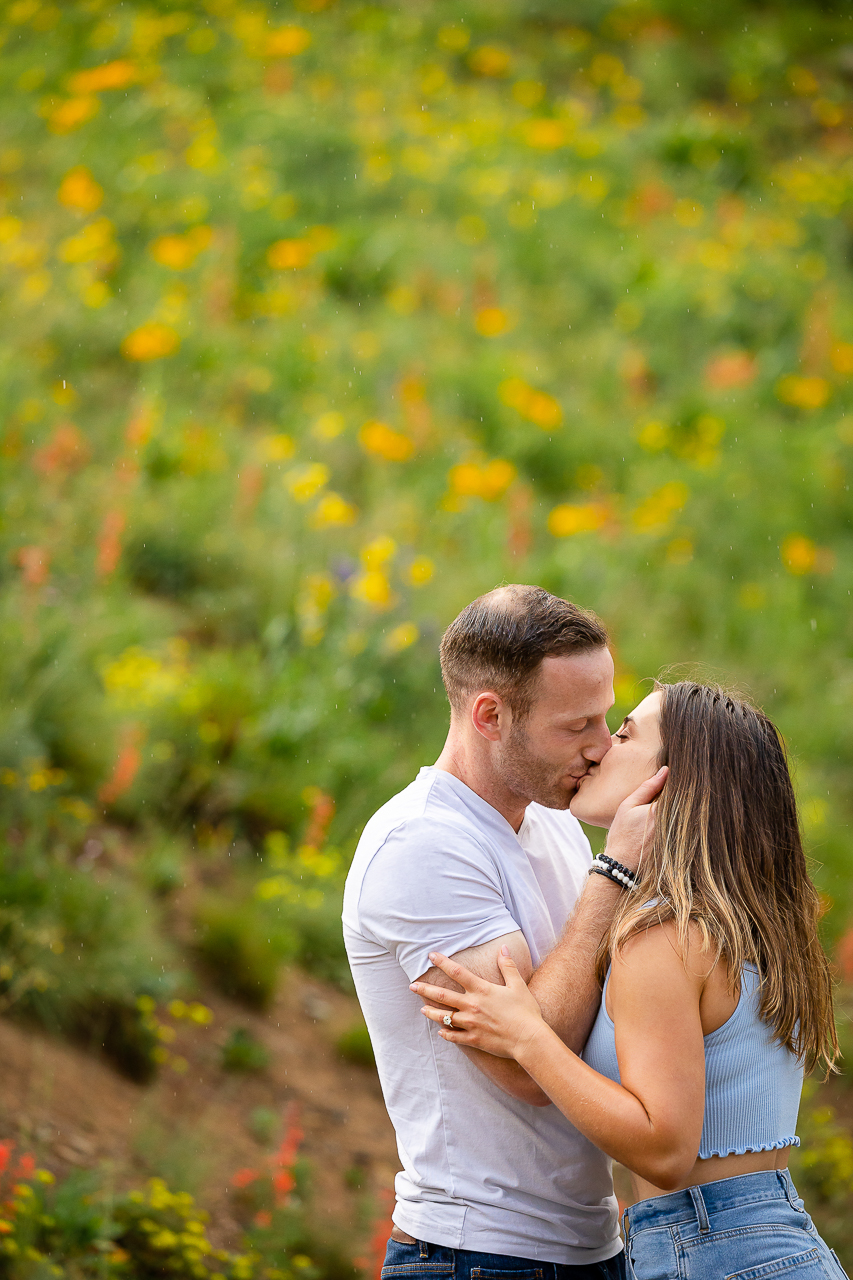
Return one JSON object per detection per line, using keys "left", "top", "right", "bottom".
{"left": 598, "top": 680, "right": 839, "bottom": 1077}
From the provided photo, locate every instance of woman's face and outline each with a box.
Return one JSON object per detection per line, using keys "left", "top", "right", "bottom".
{"left": 570, "top": 690, "right": 663, "bottom": 828}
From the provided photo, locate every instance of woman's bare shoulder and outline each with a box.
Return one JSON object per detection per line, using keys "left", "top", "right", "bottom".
{"left": 614, "top": 916, "right": 719, "bottom": 982}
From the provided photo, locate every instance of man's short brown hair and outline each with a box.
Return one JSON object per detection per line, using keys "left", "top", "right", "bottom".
{"left": 439, "top": 584, "right": 608, "bottom": 719}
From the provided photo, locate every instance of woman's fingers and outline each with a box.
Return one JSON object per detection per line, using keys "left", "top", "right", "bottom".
{"left": 409, "top": 979, "right": 464, "bottom": 1007}
{"left": 427, "top": 951, "right": 487, "bottom": 993}
{"left": 421, "top": 1006, "right": 468, "bottom": 1028}
{"left": 497, "top": 947, "right": 527, "bottom": 989}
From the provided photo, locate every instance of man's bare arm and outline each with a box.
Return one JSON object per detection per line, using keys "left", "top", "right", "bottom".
{"left": 414, "top": 931, "right": 551, "bottom": 1106}
{"left": 530, "top": 767, "right": 668, "bottom": 1053}
{"left": 419, "top": 768, "right": 668, "bottom": 1098}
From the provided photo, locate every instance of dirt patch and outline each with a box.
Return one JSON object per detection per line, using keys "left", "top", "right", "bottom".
{"left": 0, "top": 970, "right": 398, "bottom": 1253}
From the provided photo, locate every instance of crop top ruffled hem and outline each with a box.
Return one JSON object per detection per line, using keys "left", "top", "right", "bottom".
{"left": 581, "top": 961, "right": 804, "bottom": 1162}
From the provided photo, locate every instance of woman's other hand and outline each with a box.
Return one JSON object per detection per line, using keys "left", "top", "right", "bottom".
{"left": 410, "top": 947, "right": 545, "bottom": 1059}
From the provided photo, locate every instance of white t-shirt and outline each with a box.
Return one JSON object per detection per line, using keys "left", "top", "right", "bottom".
{"left": 342, "top": 766, "right": 620, "bottom": 1264}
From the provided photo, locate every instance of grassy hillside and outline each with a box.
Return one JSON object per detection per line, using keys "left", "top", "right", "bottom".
{"left": 1, "top": 0, "right": 853, "bottom": 1266}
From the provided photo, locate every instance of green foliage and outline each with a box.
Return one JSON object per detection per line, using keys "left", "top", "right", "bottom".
{"left": 195, "top": 900, "right": 291, "bottom": 1010}
{"left": 790, "top": 1083, "right": 853, "bottom": 1255}
{"left": 0, "top": 1148, "right": 346, "bottom": 1280}
{"left": 222, "top": 1027, "right": 272, "bottom": 1073}
{"left": 0, "top": 0, "right": 852, "bottom": 1239}
{"left": 0, "top": 853, "right": 175, "bottom": 1080}
{"left": 249, "top": 1108, "right": 280, "bottom": 1148}
{"left": 336, "top": 1023, "right": 375, "bottom": 1069}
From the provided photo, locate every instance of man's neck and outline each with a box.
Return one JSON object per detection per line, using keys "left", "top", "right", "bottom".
{"left": 433, "top": 738, "right": 528, "bottom": 833}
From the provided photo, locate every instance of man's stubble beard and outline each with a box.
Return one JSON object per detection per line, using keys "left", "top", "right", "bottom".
{"left": 496, "top": 719, "right": 574, "bottom": 811}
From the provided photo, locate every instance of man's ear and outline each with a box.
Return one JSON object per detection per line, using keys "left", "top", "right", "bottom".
{"left": 471, "top": 690, "right": 508, "bottom": 742}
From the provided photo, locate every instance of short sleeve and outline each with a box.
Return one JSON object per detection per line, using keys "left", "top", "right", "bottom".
{"left": 357, "top": 818, "right": 520, "bottom": 981}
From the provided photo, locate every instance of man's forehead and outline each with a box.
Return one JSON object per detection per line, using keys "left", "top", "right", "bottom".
{"left": 534, "top": 648, "right": 615, "bottom": 711}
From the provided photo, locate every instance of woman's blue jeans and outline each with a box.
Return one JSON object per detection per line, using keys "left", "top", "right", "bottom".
{"left": 623, "top": 1170, "right": 848, "bottom": 1280}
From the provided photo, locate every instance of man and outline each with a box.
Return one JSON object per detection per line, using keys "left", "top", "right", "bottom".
{"left": 342, "top": 585, "right": 664, "bottom": 1279}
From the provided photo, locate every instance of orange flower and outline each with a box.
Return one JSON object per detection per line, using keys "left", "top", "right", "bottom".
{"left": 48, "top": 97, "right": 100, "bottom": 134}
{"left": 358, "top": 420, "right": 413, "bottom": 462}
{"left": 98, "top": 724, "right": 144, "bottom": 805}
{"left": 232, "top": 1168, "right": 260, "bottom": 1189}
{"left": 33, "top": 423, "right": 89, "bottom": 476}
{"left": 781, "top": 534, "right": 816, "bottom": 575}
{"left": 16, "top": 547, "right": 49, "bottom": 587}
{"left": 67, "top": 60, "right": 137, "bottom": 94}
{"left": 121, "top": 323, "right": 180, "bottom": 362}
{"left": 96, "top": 511, "right": 126, "bottom": 578}
{"left": 522, "top": 119, "right": 570, "bottom": 150}
{"left": 498, "top": 378, "right": 562, "bottom": 429}
{"left": 58, "top": 166, "right": 103, "bottom": 213}
{"left": 704, "top": 350, "right": 757, "bottom": 391}
{"left": 149, "top": 226, "right": 212, "bottom": 270}
{"left": 267, "top": 238, "right": 315, "bottom": 270}
{"left": 265, "top": 26, "right": 311, "bottom": 57}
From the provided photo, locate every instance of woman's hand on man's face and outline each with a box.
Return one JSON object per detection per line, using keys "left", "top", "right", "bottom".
{"left": 410, "top": 948, "right": 545, "bottom": 1060}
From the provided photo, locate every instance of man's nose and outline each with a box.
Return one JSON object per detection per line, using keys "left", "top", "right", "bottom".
{"left": 584, "top": 722, "right": 613, "bottom": 763}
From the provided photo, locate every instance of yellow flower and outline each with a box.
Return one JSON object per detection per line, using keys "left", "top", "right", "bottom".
{"left": 312, "top": 492, "right": 358, "bottom": 528}
{"left": 267, "top": 238, "right": 315, "bottom": 269}
{"left": 260, "top": 433, "right": 295, "bottom": 462}
{"left": 475, "top": 307, "right": 513, "bottom": 337}
{"left": 358, "top": 420, "right": 414, "bottom": 462}
{"left": 831, "top": 343, "right": 853, "bottom": 375}
{"left": 48, "top": 97, "right": 100, "bottom": 134}
{"left": 631, "top": 482, "right": 689, "bottom": 532}
{"left": 448, "top": 459, "right": 516, "bottom": 501}
{"left": 360, "top": 536, "right": 396, "bottom": 569}
{"left": 149, "top": 225, "right": 212, "bottom": 270}
{"left": 285, "top": 463, "right": 329, "bottom": 502}
{"left": 781, "top": 534, "right": 816, "bottom": 575}
{"left": 498, "top": 378, "right": 562, "bottom": 429}
{"left": 351, "top": 570, "right": 393, "bottom": 608}
{"left": 776, "top": 375, "right": 830, "bottom": 410}
{"left": 408, "top": 556, "right": 434, "bottom": 586}
{"left": 59, "top": 217, "right": 117, "bottom": 265}
{"left": 67, "top": 60, "right": 137, "bottom": 94}
{"left": 522, "top": 119, "right": 571, "bottom": 150}
{"left": 385, "top": 622, "right": 419, "bottom": 653}
{"left": 58, "top": 166, "right": 103, "bottom": 212}
{"left": 121, "top": 322, "right": 180, "bottom": 361}
{"left": 469, "top": 45, "right": 512, "bottom": 77}
{"left": 265, "top": 25, "right": 311, "bottom": 56}
{"left": 636, "top": 420, "right": 669, "bottom": 451}
{"left": 547, "top": 503, "right": 608, "bottom": 537}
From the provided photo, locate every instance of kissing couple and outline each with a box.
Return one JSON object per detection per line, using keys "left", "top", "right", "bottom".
{"left": 343, "top": 585, "right": 844, "bottom": 1280}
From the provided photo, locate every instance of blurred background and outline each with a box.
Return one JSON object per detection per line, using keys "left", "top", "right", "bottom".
{"left": 1, "top": 0, "right": 853, "bottom": 1272}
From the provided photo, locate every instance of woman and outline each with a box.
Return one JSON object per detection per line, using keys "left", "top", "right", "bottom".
{"left": 410, "top": 682, "right": 846, "bottom": 1279}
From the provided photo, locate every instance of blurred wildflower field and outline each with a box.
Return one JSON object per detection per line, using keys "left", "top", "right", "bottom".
{"left": 3, "top": 0, "right": 853, "bottom": 1265}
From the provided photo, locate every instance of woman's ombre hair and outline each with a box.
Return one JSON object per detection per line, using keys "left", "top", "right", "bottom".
{"left": 598, "top": 680, "right": 839, "bottom": 1077}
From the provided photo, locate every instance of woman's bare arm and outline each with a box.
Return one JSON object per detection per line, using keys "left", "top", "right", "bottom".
{"left": 411, "top": 922, "right": 707, "bottom": 1190}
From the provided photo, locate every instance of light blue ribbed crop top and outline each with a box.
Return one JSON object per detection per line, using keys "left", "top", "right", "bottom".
{"left": 582, "top": 962, "right": 804, "bottom": 1159}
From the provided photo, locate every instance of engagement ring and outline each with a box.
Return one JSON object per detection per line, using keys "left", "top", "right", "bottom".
{"left": 442, "top": 1012, "right": 454, "bottom": 1028}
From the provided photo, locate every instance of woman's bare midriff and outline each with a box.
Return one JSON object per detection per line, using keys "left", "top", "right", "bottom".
{"left": 632, "top": 1145, "right": 791, "bottom": 1203}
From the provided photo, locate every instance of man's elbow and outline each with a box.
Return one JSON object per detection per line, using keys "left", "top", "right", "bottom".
{"left": 516, "top": 1081, "right": 551, "bottom": 1107}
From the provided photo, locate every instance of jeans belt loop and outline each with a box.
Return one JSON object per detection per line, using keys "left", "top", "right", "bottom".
{"left": 688, "top": 1184, "right": 711, "bottom": 1233}
{"left": 419, "top": 1241, "right": 429, "bottom": 1260}
{"left": 776, "top": 1168, "right": 798, "bottom": 1209}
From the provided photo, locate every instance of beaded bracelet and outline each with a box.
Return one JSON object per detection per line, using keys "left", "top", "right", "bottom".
{"left": 597, "top": 851, "right": 637, "bottom": 882}
{"left": 588, "top": 855, "right": 637, "bottom": 891}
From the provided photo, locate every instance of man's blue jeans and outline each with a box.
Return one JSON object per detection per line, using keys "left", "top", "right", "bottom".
{"left": 381, "top": 1235, "right": 626, "bottom": 1280}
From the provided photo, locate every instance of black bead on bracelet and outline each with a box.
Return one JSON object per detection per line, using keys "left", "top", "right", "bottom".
{"left": 588, "top": 855, "right": 637, "bottom": 891}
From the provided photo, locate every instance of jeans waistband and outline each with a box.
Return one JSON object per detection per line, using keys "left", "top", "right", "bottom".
{"left": 624, "top": 1170, "right": 801, "bottom": 1235}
